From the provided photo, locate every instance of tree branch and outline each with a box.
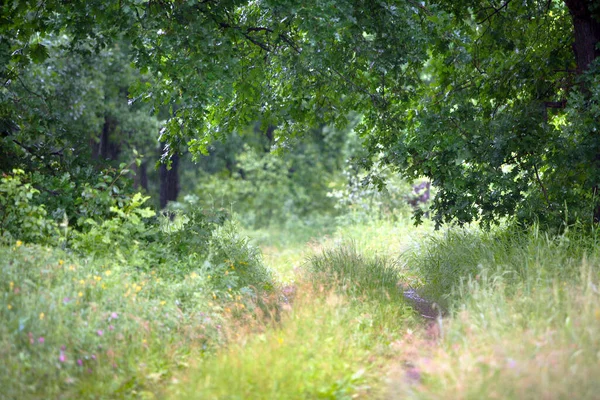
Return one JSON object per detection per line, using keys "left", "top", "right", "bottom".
{"left": 478, "top": 0, "right": 513, "bottom": 24}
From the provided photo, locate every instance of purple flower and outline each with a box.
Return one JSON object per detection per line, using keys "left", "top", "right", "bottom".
{"left": 63, "top": 297, "right": 70, "bottom": 304}
{"left": 110, "top": 312, "right": 118, "bottom": 320}
{"left": 97, "top": 330, "right": 104, "bottom": 336}
{"left": 91, "top": 354, "right": 96, "bottom": 360}
{"left": 38, "top": 337, "right": 45, "bottom": 344}
{"left": 109, "top": 325, "right": 114, "bottom": 331}
{"left": 77, "top": 359, "right": 83, "bottom": 366}
{"left": 59, "top": 352, "right": 66, "bottom": 363}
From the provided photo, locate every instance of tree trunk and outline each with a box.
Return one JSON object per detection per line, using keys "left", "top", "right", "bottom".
{"left": 133, "top": 160, "right": 148, "bottom": 191}
{"left": 159, "top": 145, "right": 179, "bottom": 209}
{"left": 564, "top": 0, "right": 600, "bottom": 74}
{"left": 563, "top": 0, "right": 600, "bottom": 220}
{"left": 92, "top": 115, "right": 120, "bottom": 161}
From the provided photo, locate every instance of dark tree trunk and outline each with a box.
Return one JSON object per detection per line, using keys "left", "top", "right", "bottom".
{"left": 564, "top": 0, "right": 600, "bottom": 74}
{"left": 563, "top": 0, "right": 600, "bottom": 220}
{"left": 133, "top": 160, "right": 148, "bottom": 191}
{"left": 159, "top": 145, "right": 179, "bottom": 209}
{"left": 92, "top": 115, "right": 120, "bottom": 161}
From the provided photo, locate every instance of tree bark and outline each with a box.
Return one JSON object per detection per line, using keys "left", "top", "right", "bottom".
{"left": 563, "top": 0, "right": 600, "bottom": 220}
{"left": 159, "top": 145, "right": 179, "bottom": 209}
{"left": 564, "top": 0, "right": 600, "bottom": 73}
{"left": 133, "top": 160, "right": 148, "bottom": 191}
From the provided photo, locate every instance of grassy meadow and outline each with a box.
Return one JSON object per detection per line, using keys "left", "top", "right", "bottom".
{"left": 4, "top": 212, "right": 600, "bottom": 399}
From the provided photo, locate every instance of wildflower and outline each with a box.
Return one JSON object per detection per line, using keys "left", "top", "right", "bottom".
{"left": 59, "top": 352, "right": 66, "bottom": 363}
{"left": 190, "top": 272, "right": 198, "bottom": 279}
{"left": 69, "top": 265, "right": 76, "bottom": 271}
{"left": 110, "top": 312, "right": 118, "bottom": 320}
{"left": 9, "top": 282, "right": 13, "bottom": 290}
{"left": 277, "top": 337, "right": 284, "bottom": 344}
{"left": 38, "top": 337, "right": 45, "bottom": 344}
{"left": 225, "top": 271, "right": 229, "bottom": 275}
{"left": 109, "top": 325, "right": 115, "bottom": 331}
{"left": 160, "top": 301, "right": 166, "bottom": 306}
{"left": 101, "top": 283, "right": 106, "bottom": 289}
{"left": 97, "top": 330, "right": 104, "bottom": 336}
{"left": 77, "top": 359, "right": 83, "bottom": 366}
{"left": 7, "top": 304, "right": 12, "bottom": 310}
{"left": 104, "top": 270, "right": 112, "bottom": 276}
{"left": 91, "top": 354, "right": 96, "bottom": 360}
{"left": 39, "top": 312, "right": 45, "bottom": 320}
{"left": 79, "top": 279, "right": 85, "bottom": 285}
{"left": 208, "top": 275, "right": 211, "bottom": 279}
{"left": 58, "top": 259, "right": 64, "bottom": 266}
{"left": 78, "top": 291, "right": 83, "bottom": 298}
{"left": 16, "top": 240, "right": 23, "bottom": 247}
{"left": 94, "top": 276, "right": 102, "bottom": 282}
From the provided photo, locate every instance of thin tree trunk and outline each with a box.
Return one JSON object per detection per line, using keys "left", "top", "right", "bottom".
{"left": 159, "top": 144, "right": 179, "bottom": 209}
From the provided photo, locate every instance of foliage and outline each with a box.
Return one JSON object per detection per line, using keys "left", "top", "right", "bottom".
{"left": 0, "top": 169, "right": 58, "bottom": 244}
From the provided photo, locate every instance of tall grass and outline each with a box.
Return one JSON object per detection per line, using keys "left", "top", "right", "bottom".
{"left": 173, "top": 245, "right": 418, "bottom": 399}
{"left": 391, "top": 225, "right": 600, "bottom": 399}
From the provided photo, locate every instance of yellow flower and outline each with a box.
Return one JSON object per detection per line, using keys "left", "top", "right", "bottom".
{"left": 190, "top": 272, "right": 199, "bottom": 279}
{"left": 78, "top": 291, "right": 83, "bottom": 297}
{"left": 58, "top": 259, "right": 64, "bottom": 266}
{"left": 142, "top": 339, "right": 147, "bottom": 344}
{"left": 135, "top": 285, "right": 142, "bottom": 293}
{"left": 79, "top": 279, "right": 85, "bottom": 285}
{"left": 69, "top": 265, "right": 76, "bottom": 271}
{"left": 160, "top": 300, "right": 166, "bottom": 306}
{"left": 212, "top": 293, "right": 217, "bottom": 299}
{"left": 94, "top": 276, "right": 102, "bottom": 281}
{"left": 9, "top": 282, "right": 14, "bottom": 290}
{"left": 225, "top": 271, "right": 229, "bottom": 276}
{"left": 15, "top": 240, "right": 22, "bottom": 247}
{"left": 104, "top": 270, "right": 112, "bottom": 276}
{"left": 277, "top": 337, "right": 284, "bottom": 344}
{"left": 7, "top": 304, "right": 12, "bottom": 310}
{"left": 225, "top": 308, "right": 231, "bottom": 313}
{"left": 208, "top": 275, "right": 211, "bottom": 279}
{"left": 101, "top": 284, "right": 106, "bottom": 289}
{"left": 39, "top": 312, "right": 45, "bottom": 320}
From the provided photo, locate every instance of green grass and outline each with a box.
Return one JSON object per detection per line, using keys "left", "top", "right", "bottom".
{"left": 391, "top": 225, "right": 600, "bottom": 399}
{"left": 171, "top": 241, "right": 419, "bottom": 400}
{"left": 0, "top": 242, "right": 226, "bottom": 399}
{"left": 8, "top": 215, "right": 600, "bottom": 399}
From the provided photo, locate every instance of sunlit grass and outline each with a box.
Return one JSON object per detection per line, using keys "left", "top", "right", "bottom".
{"left": 391, "top": 226, "right": 600, "bottom": 399}
{"left": 171, "top": 243, "right": 420, "bottom": 400}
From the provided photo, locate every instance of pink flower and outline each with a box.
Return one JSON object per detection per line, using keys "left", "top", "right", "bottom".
{"left": 109, "top": 325, "right": 114, "bottom": 331}
{"left": 110, "top": 312, "right": 118, "bottom": 320}
{"left": 77, "top": 359, "right": 83, "bottom": 366}
{"left": 59, "top": 352, "right": 66, "bottom": 363}
{"left": 91, "top": 354, "right": 96, "bottom": 360}
{"left": 38, "top": 337, "right": 45, "bottom": 344}
{"left": 63, "top": 297, "right": 70, "bottom": 304}
{"left": 97, "top": 330, "right": 103, "bottom": 336}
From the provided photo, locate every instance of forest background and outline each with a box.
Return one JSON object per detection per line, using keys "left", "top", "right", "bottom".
{"left": 2, "top": 1, "right": 600, "bottom": 398}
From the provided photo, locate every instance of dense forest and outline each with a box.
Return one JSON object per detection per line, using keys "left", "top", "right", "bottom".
{"left": 2, "top": 1, "right": 600, "bottom": 399}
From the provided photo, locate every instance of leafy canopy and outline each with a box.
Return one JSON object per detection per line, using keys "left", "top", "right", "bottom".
{"left": 2, "top": 0, "right": 597, "bottom": 227}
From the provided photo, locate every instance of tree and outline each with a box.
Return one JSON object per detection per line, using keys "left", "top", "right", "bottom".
{"left": 2, "top": 0, "right": 598, "bottom": 227}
